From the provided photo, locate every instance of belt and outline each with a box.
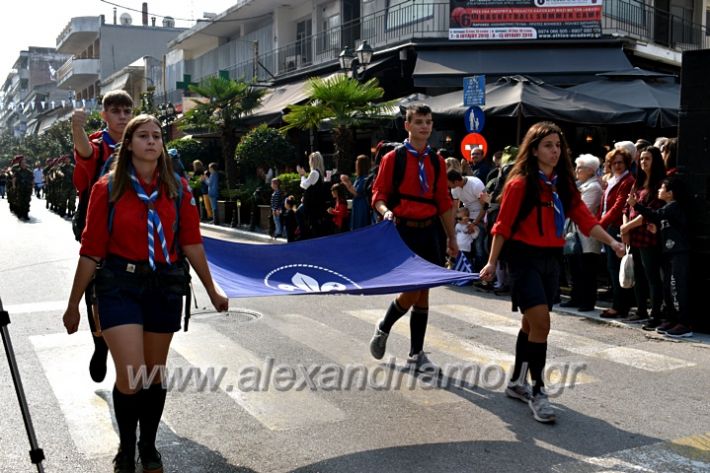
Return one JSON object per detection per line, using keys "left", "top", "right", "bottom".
{"left": 103, "top": 256, "right": 170, "bottom": 275}
{"left": 397, "top": 217, "right": 437, "bottom": 228}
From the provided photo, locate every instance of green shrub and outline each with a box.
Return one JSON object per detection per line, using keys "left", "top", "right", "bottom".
{"left": 235, "top": 124, "right": 295, "bottom": 174}
{"left": 277, "top": 172, "right": 302, "bottom": 201}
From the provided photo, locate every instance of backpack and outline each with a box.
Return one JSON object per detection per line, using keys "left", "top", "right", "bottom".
{"left": 387, "top": 145, "right": 441, "bottom": 211}
{"left": 72, "top": 138, "right": 109, "bottom": 241}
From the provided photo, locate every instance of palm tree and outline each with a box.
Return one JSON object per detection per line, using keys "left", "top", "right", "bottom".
{"left": 182, "top": 76, "right": 266, "bottom": 186}
{"left": 281, "top": 74, "right": 393, "bottom": 174}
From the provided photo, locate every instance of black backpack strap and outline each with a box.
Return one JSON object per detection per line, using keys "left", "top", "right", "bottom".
{"left": 388, "top": 145, "right": 439, "bottom": 212}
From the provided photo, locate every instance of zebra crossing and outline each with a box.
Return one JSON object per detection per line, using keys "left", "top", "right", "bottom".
{"left": 27, "top": 303, "right": 702, "bottom": 466}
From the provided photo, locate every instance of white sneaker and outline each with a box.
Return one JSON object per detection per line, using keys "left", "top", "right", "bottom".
{"left": 369, "top": 322, "right": 389, "bottom": 360}
{"left": 528, "top": 391, "right": 556, "bottom": 423}
{"left": 505, "top": 382, "right": 532, "bottom": 402}
{"left": 406, "top": 351, "right": 440, "bottom": 375}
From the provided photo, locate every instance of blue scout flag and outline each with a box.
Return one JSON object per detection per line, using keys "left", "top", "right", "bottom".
{"left": 203, "top": 221, "right": 477, "bottom": 298}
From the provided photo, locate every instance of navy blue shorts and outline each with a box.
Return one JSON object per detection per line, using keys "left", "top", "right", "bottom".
{"left": 504, "top": 242, "right": 562, "bottom": 313}
{"left": 94, "top": 258, "right": 185, "bottom": 333}
{"left": 396, "top": 220, "right": 445, "bottom": 267}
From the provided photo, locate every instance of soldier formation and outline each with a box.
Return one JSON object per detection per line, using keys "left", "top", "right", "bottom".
{"left": 5, "top": 155, "right": 33, "bottom": 220}
{"left": 2, "top": 154, "right": 77, "bottom": 221}
{"left": 44, "top": 156, "right": 76, "bottom": 217}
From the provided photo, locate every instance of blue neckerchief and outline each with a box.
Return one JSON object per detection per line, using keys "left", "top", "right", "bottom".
{"left": 537, "top": 170, "right": 565, "bottom": 238}
{"left": 403, "top": 139, "right": 433, "bottom": 195}
{"left": 102, "top": 129, "right": 117, "bottom": 150}
{"left": 128, "top": 166, "right": 171, "bottom": 270}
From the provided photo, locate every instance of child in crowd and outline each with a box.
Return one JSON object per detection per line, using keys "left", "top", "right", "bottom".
{"left": 270, "top": 178, "right": 284, "bottom": 238}
{"left": 327, "top": 183, "right": 349, "bottom": 232}
{"left": 628, "top": 177, "right": 692, "bottom": 337}
{"left": 455, "top": 207, "right": 479, "bottom": 269}
{"left": 282, "top": 195, "right": 299, "bottom": 242}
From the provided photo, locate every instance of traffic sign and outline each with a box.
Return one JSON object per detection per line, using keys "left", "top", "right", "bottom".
{"left": 463, "top": 75, "right": 486, "bottom": 106}
{"left": 460, "top": 133, "right": 488, "bottom": 161}
{"left": 464, "top": 106, "right": 485, "bottom": 133}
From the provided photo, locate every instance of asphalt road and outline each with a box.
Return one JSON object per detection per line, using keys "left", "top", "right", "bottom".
{"left": 1, "top": 196, "right": 709, "bottom": 473}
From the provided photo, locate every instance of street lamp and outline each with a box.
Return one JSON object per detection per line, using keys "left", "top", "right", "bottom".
{"left": 339, "top": 41, "right": 374, "bottom": 81}
{"left": 157, "top": 102, "right": 177, "bottom": 141}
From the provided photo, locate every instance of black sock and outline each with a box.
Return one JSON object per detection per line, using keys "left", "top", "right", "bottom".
{"left": 527, "top": 341, "right": 548, "bottom": 395}
{"left": 379, "top": 300, "right": 408, "bottom": 333}
{"left": 409, "top": 306, "right": 429, "bottom": 356}
{"left": 139, "top": 383, "right": 168, "bottom": 449}
{"left": 510, "top": 330, "right": 529, "bottom": 384}
{"left": 112, "top": 386, "right": 140, "bottom": 457}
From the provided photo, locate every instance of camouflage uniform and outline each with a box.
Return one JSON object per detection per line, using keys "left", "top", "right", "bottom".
{"left": 7, "top": 156, "right": 33, "bottom": 220}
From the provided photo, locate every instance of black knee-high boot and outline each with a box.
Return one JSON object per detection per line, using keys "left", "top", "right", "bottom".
{"left": 112, "top": 386, "right": 140, "bottom": 458}
{"left": 510, "top": 330, "right": 529, "bottom": 384}
{"left": 409, "top": 306, "right": 429, "bottom": 356}
{"left": 527, "top": 341, "right": 548, "bottom": 395}
{"left": 379, "top": 299, "right": 408, "bottom": 333}
{"left": 139, "top": 383, "right": 167, "bottom": 449}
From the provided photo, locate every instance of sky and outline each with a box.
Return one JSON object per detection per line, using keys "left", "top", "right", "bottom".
{"left": 2, "top": 0, "right": 237, "bottom": 81}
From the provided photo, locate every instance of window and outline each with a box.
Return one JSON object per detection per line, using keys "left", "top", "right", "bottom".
{"left": 386, "top": 0, "right": 434, "bottom": 30}
{"left": 706, "top": 10, "right": 710, "bottom": 36}
{"left": 603, "top": 0, "right": 646, "bottom": 28}
{"left": 319, "top": 14, "right": 340, "bottom": 53}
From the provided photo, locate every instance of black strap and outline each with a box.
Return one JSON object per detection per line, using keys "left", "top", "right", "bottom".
{"left": 388, "top": 145, "right": 440, "bottom": 212}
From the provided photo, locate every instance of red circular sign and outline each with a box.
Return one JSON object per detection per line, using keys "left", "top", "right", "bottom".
{"left": 460, "top": 133, "right": 488, "bottom": 161}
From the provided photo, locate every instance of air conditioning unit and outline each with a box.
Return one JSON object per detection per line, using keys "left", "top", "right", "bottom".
{"left": 285, "top": 54, "right": 302, "bottom": 71}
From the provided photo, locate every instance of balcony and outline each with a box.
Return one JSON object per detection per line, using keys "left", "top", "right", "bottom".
{"left": 56, "top": 17, "right": 101, "bottom": 54}
{"left": 57, "top": 57, "right": 100, "bottom": 90}
{"left": 220, "top": 0, "right": 707, "bottom": 82}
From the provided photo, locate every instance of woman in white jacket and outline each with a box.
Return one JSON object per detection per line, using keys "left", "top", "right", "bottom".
{"left": 561, "top": 154, "right": 603, "bottom": 311}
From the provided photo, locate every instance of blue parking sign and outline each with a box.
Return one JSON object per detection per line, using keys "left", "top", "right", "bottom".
{"left": 463, "top": 76, "right": 486, "bottom": 106}
{"left": 464, "top": 106, "right": 485, "bottom": 133}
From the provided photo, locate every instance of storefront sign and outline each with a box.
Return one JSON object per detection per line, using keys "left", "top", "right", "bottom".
{"left": 449, "top": 0, "right": 603, "bottom": 41}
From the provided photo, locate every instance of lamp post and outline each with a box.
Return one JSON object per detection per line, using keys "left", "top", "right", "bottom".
{"left": 338, "top": 41, "right": 374, "bottom": 81}
{"left": 157, "top": 102, "right": 176, "bottom": 141}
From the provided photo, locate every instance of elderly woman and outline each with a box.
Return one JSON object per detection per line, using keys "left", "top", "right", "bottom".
{"left": 560, "top": 154, "right": 603, "bottom": 311}
{"left": 599, "top": 148, "right": 636, "bottom": 318}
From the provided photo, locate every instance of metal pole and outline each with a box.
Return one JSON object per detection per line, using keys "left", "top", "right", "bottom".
{"left": 0, "top": 297, "right": 45, "bottom": 472}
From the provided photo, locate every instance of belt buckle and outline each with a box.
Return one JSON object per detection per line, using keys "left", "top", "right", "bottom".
{"left": 126, "top": 263, "right": 136, "bottom": 273}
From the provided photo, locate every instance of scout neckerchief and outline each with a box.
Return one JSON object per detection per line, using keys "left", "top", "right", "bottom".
{"left": 129, "top": 165, "right": 171, "bottom": 270}
{"left": 537, "top": 170, "right": 565, "bottom": 238}
{"left": 101, "top": 129, "right": 118, "bottom": 151}
{"left": 403, "top": 139, "right": 433, "bottom": 195}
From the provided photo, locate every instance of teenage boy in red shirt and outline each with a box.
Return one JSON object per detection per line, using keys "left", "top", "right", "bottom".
{"left": 368, "top": 104, "right": 458, "bottom": 373}
{"left": 71, "top": 90, "right": 134, "bottom": 383}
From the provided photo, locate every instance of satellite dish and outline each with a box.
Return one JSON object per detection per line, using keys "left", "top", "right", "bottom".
{"left": 120, "top": 13, "right": 133, "bottom": 25}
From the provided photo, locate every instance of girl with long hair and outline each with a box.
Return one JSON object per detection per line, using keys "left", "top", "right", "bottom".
{"left": 480, "top": 122, "right": 625, "bottom": 423}
{"left": 63, "top": 114, "right": 228, "bottom": 472}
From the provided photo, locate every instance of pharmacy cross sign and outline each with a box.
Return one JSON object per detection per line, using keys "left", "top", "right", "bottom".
{"left": 176, "top": 74, "right": 198, "bottom": 95}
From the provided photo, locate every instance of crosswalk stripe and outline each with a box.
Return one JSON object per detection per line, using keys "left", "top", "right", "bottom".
{"left": 345, "top": 309, "right": 595, "bottom": 387}
{"left": 29, "top": 331, "right": 118, "bottom": 459}
{"left": 551, "top": 432, "right": 710, "bottom": 472}
{"left": 6, "top": 300, "right": 69, "bottom": 314}
{"left": 170, "top": 321, "right": 346, "bottom": 431}
{"left": 263, "top": 312, "right": 461, "bottom": 406}
{"left": 434, "top": 304, "right": 695, "bottom": 372}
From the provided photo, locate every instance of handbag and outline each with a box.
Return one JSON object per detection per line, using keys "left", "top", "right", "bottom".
{"left": 563, "top": 221, "right": 582, "bottom": 256}
{"left": 619, "top": 245, "right": 635, "bottom": 289}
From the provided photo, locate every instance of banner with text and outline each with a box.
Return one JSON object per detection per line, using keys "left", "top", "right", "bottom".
{"left": 449, "top": 0, "right": 602, "bottom": 41}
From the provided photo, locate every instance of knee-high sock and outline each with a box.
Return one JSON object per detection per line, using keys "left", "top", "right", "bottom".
{"left": 139, "top": 383, "right": 167, "bottom": 448}
{"left": 510, "top": 330, "right": 529, "bottom": 384}
{"left": 379, "top": 300, "right": 408, "bottom": 333}
{"left": 409, "top": 306, "right": 429, "bottom": 356}
{"left": 527, "top": 341, "right": 548, "bottom": 395}
{"left": 113, "top": 386, "right": 140, "bottom": 455}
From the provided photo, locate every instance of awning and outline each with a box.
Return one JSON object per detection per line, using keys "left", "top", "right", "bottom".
{"left": 413, "top": 46, "right": 633, "bottom": 87}
{"left": 247, "top": 72, "right": 344, "bottom": 124}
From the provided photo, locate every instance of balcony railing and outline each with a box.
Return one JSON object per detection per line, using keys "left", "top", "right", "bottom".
{"left": 56, "top": 57, "right": 100, "bottom": 89}
{"left": 219, "top": 0, "right": 707, "bottom": 82}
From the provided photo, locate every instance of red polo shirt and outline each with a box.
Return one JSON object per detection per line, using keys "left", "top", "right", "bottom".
{"left": 80, "top": 173, "right": 202, "bottom": 262}
{"left": 492, "top": 176, "right": 598, "bottom": 247}
{"left": 73, "top": 130, "right": 115, "bottom": 193}
{"left": 371, "top": 146, "right": 452, "bottom": 220}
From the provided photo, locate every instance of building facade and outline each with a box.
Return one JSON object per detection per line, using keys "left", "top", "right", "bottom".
{"left": 0, "top": 48, "right": 69, "bottom": 137}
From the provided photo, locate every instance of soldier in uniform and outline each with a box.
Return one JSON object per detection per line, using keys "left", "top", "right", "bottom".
{"left": 60, "top": 156, "right": 76, "bottom": 217}
{"left": 8, "top": 155, "right": 33, "bottom": 220}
